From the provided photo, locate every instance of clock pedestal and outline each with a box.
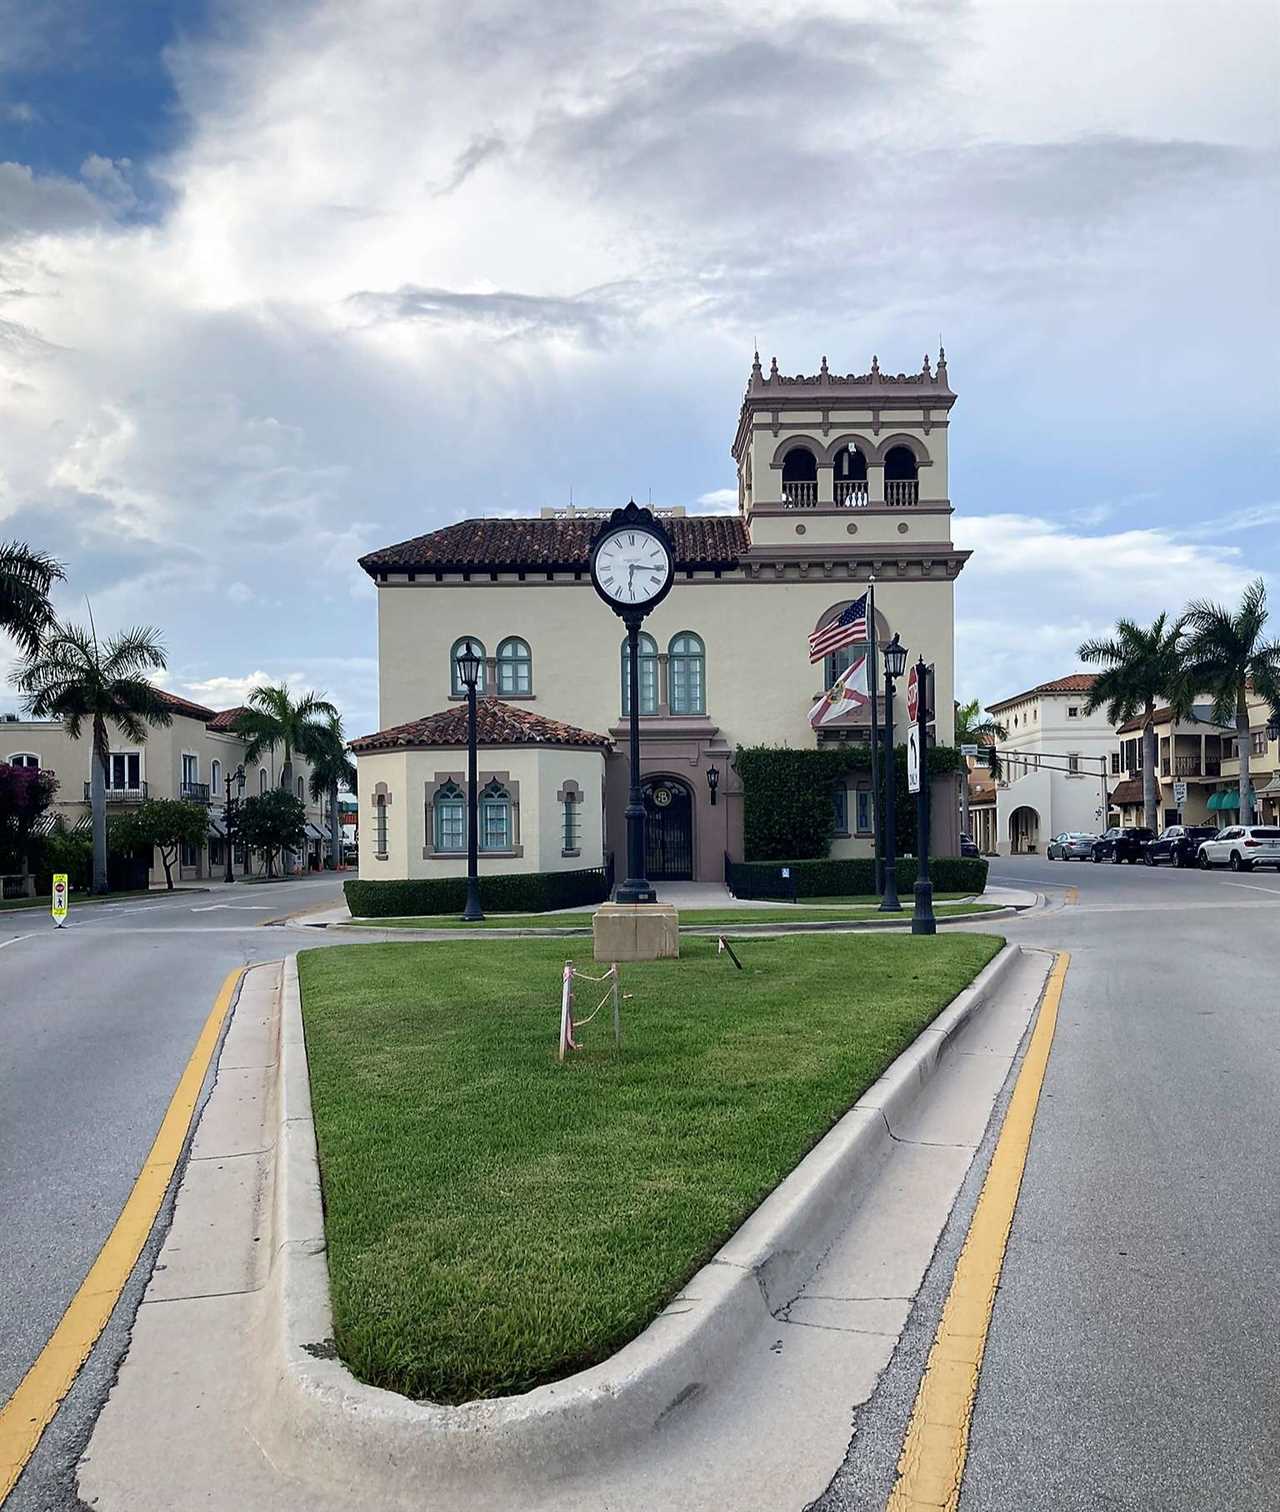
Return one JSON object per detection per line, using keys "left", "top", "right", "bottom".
{"left": 592, "top": 901, "right": 680, "bottom": 963}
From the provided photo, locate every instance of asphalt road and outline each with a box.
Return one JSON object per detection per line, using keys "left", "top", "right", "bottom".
{"left": 817, "top": 852, "right": 1280, "bottom": 1512}
{"left": 0, "top": 876, "right": 347, "bottom": 1511}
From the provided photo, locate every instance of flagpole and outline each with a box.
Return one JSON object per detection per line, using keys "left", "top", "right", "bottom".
{"left": 867, "top": 576, "right": 883, "bottom": 897}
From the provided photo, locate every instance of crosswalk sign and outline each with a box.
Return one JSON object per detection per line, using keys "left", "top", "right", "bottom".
{"left": 51, "top": 872, "right": 69, "bottom": 927}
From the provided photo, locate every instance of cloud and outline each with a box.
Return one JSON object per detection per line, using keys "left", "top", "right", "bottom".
{"left": 0, "top": 160, "right": 106, "bottom": 239}
{"left": 79, "top": 154, "right": 136, "bottom": 212}
{"left": 696, "top": 487, "right": 737, "bottom": 513}
{"left": 345, "top": 282, "right": 641, "bottom": 344}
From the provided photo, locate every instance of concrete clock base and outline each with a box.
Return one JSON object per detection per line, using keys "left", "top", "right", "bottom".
{"left": 591, "top": 902, "right": 680, "bottom": 961}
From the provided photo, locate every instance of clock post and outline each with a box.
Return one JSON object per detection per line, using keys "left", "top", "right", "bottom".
{"left": 617, "top": 608, "right": 657, "bottom": 903}
{"left": 589, "top": 501, "right": 680, "bottom": 959}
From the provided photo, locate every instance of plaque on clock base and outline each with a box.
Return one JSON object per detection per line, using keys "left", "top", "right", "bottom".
{"left": 592, "top": 902, "right": 680, "bottom": 963}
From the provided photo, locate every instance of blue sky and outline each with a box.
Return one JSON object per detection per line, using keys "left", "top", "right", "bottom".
{"left": 1, "top": 0, "right": 1277, "bottom": 734}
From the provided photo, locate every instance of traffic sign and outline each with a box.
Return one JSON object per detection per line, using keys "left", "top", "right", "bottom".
{"left": 960, "top": 742, "right": 979, "bottom": 757}
{"left": 907, "top": 727, "right": 922, "bottom": 794}
{"left": 51, "top": 872, "right": 68, "bottom": 927}
{"left": 906, "top": 664, "right": 919, "bottom": 724}
{"left": 1173, "top": 781, "right": 1188, "bottom": 807}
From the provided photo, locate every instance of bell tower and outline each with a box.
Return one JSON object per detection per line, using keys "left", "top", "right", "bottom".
{"left": 731, "top": 348, "right": 955, "bottom": 549}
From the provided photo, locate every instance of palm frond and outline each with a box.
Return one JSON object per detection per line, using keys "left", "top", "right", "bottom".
{"left": 0, "top": 540, "right": 65, "bottom": 657}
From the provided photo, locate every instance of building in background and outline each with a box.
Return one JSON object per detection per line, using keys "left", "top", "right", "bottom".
{"left": 0, "top": 692, "right": 331, "bottom": 884}
{"left": 354, "top": 351, "right": 969, "bottom": 883}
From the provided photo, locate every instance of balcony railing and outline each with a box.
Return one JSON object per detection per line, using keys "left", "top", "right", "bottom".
{"left": 85, "top": 781, "right": 147, "bottom": 802}
{"left": 1173, "top": 754, "right": 1221, "bottom": 778}
{"left": 885, "top": 479, "right": 919, "bottom": 507}
{"left": 782, "top": 480, "right": 818, "bottom": 507}
{"left": 181, "top": 781, "right": 211, "bottom": 803}
{"left": 834, "top": 479, "right": 869, "bottom": 508}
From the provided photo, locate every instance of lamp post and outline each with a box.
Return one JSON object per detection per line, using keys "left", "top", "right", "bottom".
{"left": 706, "top": 764, "right": 720, "bottom": 805}
{"left": 223, "top": 764, "right": 245, "bottom": 883}
{"left": 911, "top": 655, "right": 937, "bottom": 936}
{"left": 456, "top": 639, "right": 485, "bottom": 922}
{"left": 879, "top": 633, "right": 908, "bottom": 913}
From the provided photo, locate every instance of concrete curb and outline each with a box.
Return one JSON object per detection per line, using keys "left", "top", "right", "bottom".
{"left": 254, "top": 942, "right": 1023, "bottom": 1508}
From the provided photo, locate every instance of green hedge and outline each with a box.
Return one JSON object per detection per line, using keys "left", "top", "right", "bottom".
{"left": 726, "top": 855, "right": 988, "bottom": 901}
{"left": 345, "top": 866, "right": 611, "bottom": 919}
{"left": 735, "top": 744, "right": 964, "bottom": 861}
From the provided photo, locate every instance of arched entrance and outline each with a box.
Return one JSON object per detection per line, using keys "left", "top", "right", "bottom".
{"left": 1009, "top": 805, "right": 1040, "bottom": 854}
{"left": 644, "top": 776, "right": 694, "bottom": 880}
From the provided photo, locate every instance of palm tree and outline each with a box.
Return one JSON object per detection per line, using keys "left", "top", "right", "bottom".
{"left": 954, "top": 698, "right": 1008, "bottom": 839}
{"left": 1182, "top": 578, "right": 1280, "bottom": 826}
{"left": 1078, "top": 612, "right": 1190, "bottom": 833}
{"left": 15, "top": 621, "right": 172, "bottom": 893}
{"left": 233, "top": 683, "right": 338, "bottom": 792}
{"left": 1, "top": 541, "right": 65, "bottom": 656}
{"left": 308, "top": 711, "right": 356, "bottom": 870}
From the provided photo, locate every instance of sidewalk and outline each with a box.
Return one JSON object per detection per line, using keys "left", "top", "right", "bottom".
{"left": 78, "top": 947, "right": 1052, "bottom": 1511}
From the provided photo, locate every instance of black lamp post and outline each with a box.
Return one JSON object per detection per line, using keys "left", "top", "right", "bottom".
{"left": 879, "top": 633, "right": 908, "bottom": 913}
{"left": 223, "top": 764, "right": 245, "bottom": 883}
{"left": 911, "top": 655, "right": 937, "bottom": 936}
{"left": 456, "top": 639, "right": 485, "bottom": 922}
{"left": 706, "top": 764, "right": 720, "bottom": 806}
{"left": 1268, "top": 713, "right": 1280, "bottom": 744}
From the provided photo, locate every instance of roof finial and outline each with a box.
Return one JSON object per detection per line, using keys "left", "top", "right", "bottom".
{"left": 751, "top": 344, "right": 762, "bottom": 382}
{"left": 769, "top": 354, "right": 778, "bottom": 378}
{"left": 936, "top": 342, "right": 948, "bottom": 385}
{"left": 922, "top": 352, "right": 932, "bottom": 379}
{"left": 870, "top": 353, "right": 880, "bottom": 377}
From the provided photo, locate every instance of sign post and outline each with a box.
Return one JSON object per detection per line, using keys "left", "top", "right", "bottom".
{"left": 910, "top": 658, "right": 936, "bottom": 936}
{"left": 1173, "top": 781, "right": 1188, "bottom": 813}
{"left": 51, "top": 872, "right": 69, "bottom": 928}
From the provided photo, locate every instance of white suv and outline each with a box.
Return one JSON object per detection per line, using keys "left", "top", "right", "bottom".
{"left": 1196, "top": 825, "right": 1280, "bottom": 872}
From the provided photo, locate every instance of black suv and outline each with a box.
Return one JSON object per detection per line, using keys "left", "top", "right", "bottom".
{"left": 1144, "top": 824, "right": 1217, "bottom": 868}
{"left": 1091, "top": 826, "right": 1154, "bottom": 863}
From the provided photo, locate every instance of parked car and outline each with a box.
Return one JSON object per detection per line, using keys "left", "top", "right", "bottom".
{"left": 959, "top": 833, "right": 980, "bottom": 858}
{"left": 1144, "top": 824, "right": 1217, "bottom": 868}
{"left": 1091, "top": 826, "right": 1154, "bottom": 863}
{"left": 1196, "top": 825, "right": 1280, "bottom": 871}
{"left": 1047, "top": 832, "right": 1095, "bottom": 861}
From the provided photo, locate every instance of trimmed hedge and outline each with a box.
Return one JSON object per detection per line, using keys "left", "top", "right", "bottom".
{"left": 727, "top": 855, "right": 988, "bottom": 901}
{"left": 735, "top": 743, "right": 964, "bottom": 862}
{"left": 345, "top": 865, "right": 611, "bottom": 919}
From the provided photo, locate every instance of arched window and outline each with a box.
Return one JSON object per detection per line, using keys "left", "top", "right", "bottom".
{"left": 6, "top": 753, "right": 39, "bottom": 769}
{"left": 781, "top": 445, "right": 818, "bottom": 507}
{"left": 621, "top": 633, "right": 659, "bottom": 715}
{"left": 297, "top": 776, "right": 305, "bottom": 801}
{"left": 884, "top": 445, "right": 919, "bottom": 506}
{"left": 496, "top": 637, "right": 532, "bottom": 695}
{"left": 834, "top": 445, "right": 868, "bottom": 507}
{"left": 824, "top": 642, "right": 863, "bottom": 693}
{"left": 669, "top": 632, "right": 706, "bottom": 715}
{"left": 478, "top": 779, "right": 512, "bottom": 851}
{"left": 259, "top": 767, "right": 268, "bottom": 795}
{"left": 451, "top": 637, "right": 486, "bottom": 696}
{"left": 431, "top": 780, "right": 465, "bottom": 852}
{"left": 211, "top": 759, "right": 222, "bottom": 798}
{"left": 374, "top": 793, "right": 389, "bottom": 854}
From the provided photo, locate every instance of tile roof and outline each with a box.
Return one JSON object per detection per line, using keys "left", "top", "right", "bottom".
{"left": 987, "top": 673, "right": 1096, "bottom": 714}
{"left": 206, "top": 706, "right": 250, "bottom": 732}
{"left": 359, "top": 515, "right": 749, "bottom": 576}
{"left": 350, "top": 698, "right": 613, "bottom": 754}
{"left": 155, "top": 689, "right": 218, "bottom": 722}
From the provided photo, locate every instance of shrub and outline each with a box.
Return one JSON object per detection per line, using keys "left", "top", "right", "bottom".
{"left": 735, "top": 743, "right": 964, "bottom": 861}
{"left": 726, "top": 855, "right": 988, "bottom": 900}
{"left": 345, "top": 866, "right": 611, "bottom": 919}
{"left": 31, "top": 822, "right": 93, "bottom": 894}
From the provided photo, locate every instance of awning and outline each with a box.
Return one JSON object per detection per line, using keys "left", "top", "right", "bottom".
{"left": 304, "top": 822, "right": 327, "bottom": 842}
{"left": 1208, "top": 791, "right": 1240, "bottom": 810}
{"left": 208, "top": 815, "right": 227, "bottom": 839}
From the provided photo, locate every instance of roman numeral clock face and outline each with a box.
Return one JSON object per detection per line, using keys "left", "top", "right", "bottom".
{"left": 591, "top": 528, "right": 674, "bottom": 610}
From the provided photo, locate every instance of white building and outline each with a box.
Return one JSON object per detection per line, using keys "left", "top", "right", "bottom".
{"left": 974, "top": 674, "right": 1112, "bottom": 854}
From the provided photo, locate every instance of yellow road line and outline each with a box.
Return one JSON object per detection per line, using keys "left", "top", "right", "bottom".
{"left": 1065, "top": 886, "right": 1079, "bottom": 906}
{"left": 0, "top": 966, "right": 245, "bottom": 1503}
{"left": 886, "top": 950, "right": 1069, "bottom": 1512}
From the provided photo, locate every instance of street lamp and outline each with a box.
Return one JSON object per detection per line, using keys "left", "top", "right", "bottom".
{"left": 706, "top": 764, "right": 720, "bottom": 806}
{"left": 456, "top": 639, "right": 485, "bottom": 922}
{"left": 1268, "top": 713, "right": 1280, "bottom": 744}
{"left": 910, "top": 655, "right": 937, "bottom": 936}
{"left": 223, "top": 764, "right": 245, "bottom": 883}
{"left": 879, "top": 633, "right": 908, "bottom": 913}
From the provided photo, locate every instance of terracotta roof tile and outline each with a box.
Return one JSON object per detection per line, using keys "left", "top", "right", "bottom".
{"left": 156, "top": 689, "right": 218, "bottom": 722}
{"left": 206, "top": 706, "right": 250, "bottom": 732}
{"left": 350, "top": 698, "right": 613, "bottom": 754}
{"left": 359, "top": 514, "right": 748, "bottom": 576}
{"left": 1109, "top": 778, "right": 1146, "bottom": 805}
{"left": 988, "top": 673, "right": 1096, "bottom": 714}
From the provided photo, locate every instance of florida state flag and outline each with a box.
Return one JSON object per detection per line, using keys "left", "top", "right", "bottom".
{"left": 808, "top": 652, "right": 871, "bottom": 728}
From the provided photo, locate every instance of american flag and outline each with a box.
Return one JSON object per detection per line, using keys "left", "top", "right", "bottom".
{"left": 808, "top": 593, "right": 869, "bottom": 663}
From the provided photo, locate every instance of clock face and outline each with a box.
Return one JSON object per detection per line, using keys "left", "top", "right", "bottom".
{"left": 591, "top": 527, "right": 673, "bottom": 610}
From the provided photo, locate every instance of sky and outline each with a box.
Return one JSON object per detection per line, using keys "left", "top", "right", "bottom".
{"left": 1, "top": 0, "right": 1277, "bottom": 736}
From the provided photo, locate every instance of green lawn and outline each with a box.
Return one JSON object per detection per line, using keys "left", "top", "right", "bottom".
{"left": 0, "top": 887, "right": 156, "bottom": 912}
{"left": 298, "top": 931, "right": 1004, "bottom": 1405}
{"left": 344, "top": 896, "right": 993, "bottom": 931}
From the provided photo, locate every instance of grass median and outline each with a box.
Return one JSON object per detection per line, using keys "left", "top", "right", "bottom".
{"left": 298, "top": 931, "right": 1003, "bottom": 1405}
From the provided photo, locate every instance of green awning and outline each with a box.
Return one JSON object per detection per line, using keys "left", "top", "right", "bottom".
{"left": 1208, "top": 791, "right": 1240, "bottom": 810}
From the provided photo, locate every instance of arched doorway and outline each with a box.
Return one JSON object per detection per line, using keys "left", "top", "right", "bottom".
{"left": 1009, "top": 805, "right": 1040, "bottom": 854}
{"left": 644, "top": 776, "right": 693, "bottom": 880}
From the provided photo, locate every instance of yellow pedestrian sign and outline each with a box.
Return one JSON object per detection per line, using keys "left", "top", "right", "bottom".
{"left": 51, "top": 873, "right": 69, "bottom": 927}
